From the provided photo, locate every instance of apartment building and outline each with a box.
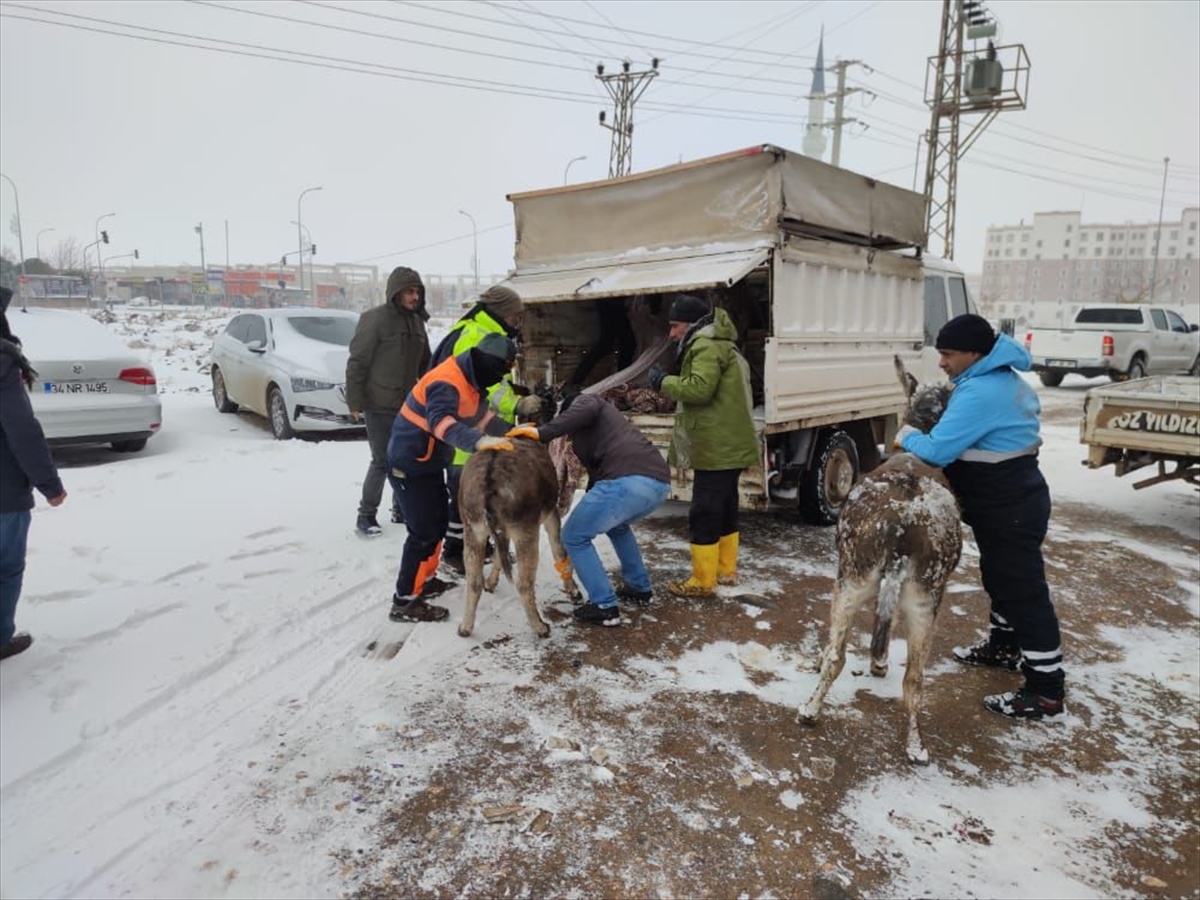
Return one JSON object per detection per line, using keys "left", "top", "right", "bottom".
{"left": 978, "top": 208, "right": 1200, "bottom": 326}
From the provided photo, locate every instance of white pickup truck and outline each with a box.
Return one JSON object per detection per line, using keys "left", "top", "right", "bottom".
{"left": 1080, "top": 375, "right": 1200, "bottom": 490}
{"left": 1025, "top": 304, "right": 1200, "bottom": 386}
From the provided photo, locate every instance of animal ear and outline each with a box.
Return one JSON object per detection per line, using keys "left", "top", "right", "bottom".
{"left": 893, "top": 355, "right": 916, "bottom": 399}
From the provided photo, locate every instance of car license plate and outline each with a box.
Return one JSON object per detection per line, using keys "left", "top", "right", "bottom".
{"left": 1045, "top": 359, "right": 1076, "bottom": 368}
{"left": 44, "top": 381, "right": 109, "bottom": 394}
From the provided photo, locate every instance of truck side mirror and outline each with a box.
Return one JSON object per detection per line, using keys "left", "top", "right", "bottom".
{"left": 1190, "top": 323, "right": 1199, "bottom": 333}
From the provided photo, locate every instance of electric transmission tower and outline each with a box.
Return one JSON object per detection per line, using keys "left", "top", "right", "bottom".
{"left": 597, "top": 59, "right": 660, "bottom": 178}
{"left": 922, "top": 0, "right": 1029, "bottom": 259}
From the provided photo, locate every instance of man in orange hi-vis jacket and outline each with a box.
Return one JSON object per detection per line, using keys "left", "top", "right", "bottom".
{"left": 384, "top": 333, "right": 517, "bottom": 624}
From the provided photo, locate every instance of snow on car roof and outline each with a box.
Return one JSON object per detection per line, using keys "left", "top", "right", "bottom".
{"left": 7, "top": 307, "right": 146, "bottom": 362}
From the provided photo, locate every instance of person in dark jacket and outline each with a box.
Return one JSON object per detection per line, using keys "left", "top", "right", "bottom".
{"left": 647, "top": 295, "right": 759, "bottom": 598}
{"left": 385, "top": 333, "right": 518, "bottom": 624}
{"left": 0, "top": 287, "right": 67, "bottom": 661}
{"left": 900, "top": 313, "right": 1065, "bottom": 720}
{"left": 506, "top": 388, "right": 670, "bottom": 626}
{"left": 346, "top": 266, "right": 431, "bottom": 537}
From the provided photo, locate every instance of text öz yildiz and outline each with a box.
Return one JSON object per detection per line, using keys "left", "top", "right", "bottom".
{"left": 1106, "top": 409, "right": 1200, "bottom": 435}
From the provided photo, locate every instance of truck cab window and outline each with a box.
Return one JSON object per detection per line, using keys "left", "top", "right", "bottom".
{"left": 948, "top": 277, "right": 970, "bottom": 318}
{"left": 923, "top": 276, "right": 948, "bottom": 346}
{"left": 1165, "top": 310, "right": 1189, "bottom": 333}
{"left": 1150, "top": 309, "right": 1169, "bottom": 331}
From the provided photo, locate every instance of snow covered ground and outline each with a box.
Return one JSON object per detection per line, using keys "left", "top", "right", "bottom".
{"left": 0, "top": 305, "right": 1196, "bottom": 899}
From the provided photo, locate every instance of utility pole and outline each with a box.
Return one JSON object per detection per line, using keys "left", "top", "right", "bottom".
{"left": 195, "top": 222, "right": 207, "bottom": 307}
{"left": 597, "top": 59, "right": 660, "bottom": 178}
{"left": 922, "top": 0, "right": 1030, "bottom": 259}
{"left": 1149, "top": 156, "right": 1170, "bottom": 303}
{"left": 0, "top": 173, "right": 25, "bottom": 300}
{"left": 826, "top": 59, "right": 867, "bottom": 168}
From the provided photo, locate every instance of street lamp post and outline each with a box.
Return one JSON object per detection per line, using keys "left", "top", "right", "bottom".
{"left": 0, "top": 172, "right": 27, "bottom": 299}
{"left": 458, "top": 209, "right": 478, "bottom": 297}
{"left": 194, "top": 223, "right": 208, "bottom": 306}
{"left": 297, "top": 186, "right": 322, "bottom": 304}
{"left": 291, "top": 220, "right": 316, "bottom": 306}
{"left": 36, "top": 227, "right": 55, "bottom": 262}
{"left": 95, "top": 211, "right": 115, "bottom": 302}
{"left": 564, "top": 155, "right": 587, "bottom": 184}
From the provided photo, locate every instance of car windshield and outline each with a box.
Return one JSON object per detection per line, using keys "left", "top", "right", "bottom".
{"left": 283, "top": 316, "right": 357, "bottom": 345}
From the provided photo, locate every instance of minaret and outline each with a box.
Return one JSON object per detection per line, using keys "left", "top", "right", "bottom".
{"left": 802, "top": 28, "right": 828, "bottom": 160}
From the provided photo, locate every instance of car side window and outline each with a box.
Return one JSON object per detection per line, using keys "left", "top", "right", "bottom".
{"left": 1165, "top": 310, "right": 1189, "bottom": 333}
{"left": 226, "top": 315, "right": 249, "bottom": 343}
{"left": 947, "top": 277, "right": 970, "bottom": 318}
{"left": 1150, "top": 309, "right": 1169, "bottom": 331}
{"left": 244, "top": 315, "right": 268, "bottom": 346}
{"left": 923, "top": 276, "right": 948, "bottom": 346}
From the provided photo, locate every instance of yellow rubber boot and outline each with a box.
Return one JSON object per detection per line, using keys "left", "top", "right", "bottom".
{"left": 668, "top": 543, "right": 719, "bottom": 598}
{"left": 717, "top": 532, "right": 740, "bottom": 586}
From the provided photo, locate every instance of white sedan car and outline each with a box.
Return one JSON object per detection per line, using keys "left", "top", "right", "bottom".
{"left": 10, "top": 306, "right": 162, "bottom": 452}
{"left": 210, "top": 307, "right": 364, "bottom": 439}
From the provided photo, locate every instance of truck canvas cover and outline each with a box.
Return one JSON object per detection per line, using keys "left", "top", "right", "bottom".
{"left": 503, "top": 144, "right": 926, "bottom": 303}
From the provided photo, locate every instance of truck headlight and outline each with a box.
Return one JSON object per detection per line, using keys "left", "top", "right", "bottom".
{"left": 291, "top": 377, "right": 336, "bottom": 392}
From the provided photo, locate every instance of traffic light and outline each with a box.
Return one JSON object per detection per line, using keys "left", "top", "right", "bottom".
{"left": 133, "top": 249, "right": 140, "bottom": 259}
{"left": 101, "top": 230, "right": 109, "bottom": 243}
{"left": 310, "top": 243, "right": 316, "bottom": 255}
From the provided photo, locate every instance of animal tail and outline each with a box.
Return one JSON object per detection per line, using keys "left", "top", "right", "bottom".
{"left": 870, "top": 555, "right": 908, "bottom": 662}
{"left": 482, "top": 452, "right": 515, "bottom": 585}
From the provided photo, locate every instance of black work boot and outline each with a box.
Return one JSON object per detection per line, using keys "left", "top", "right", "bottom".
{"left": 953, "top": 638, "right": 1021, "bottom": 671}
{"left": 983, "top": 686, "right": 1065, "bottom": 720}
{"left": 389, "top": 595, "right": 449, "bottom": 623}
{"left": 616, "top": 584, "right": 653, "bottom": 607}
{"left": 356, "top": 514, "right": 382, "bottom": 537}
{"left": 572, "top": 603, "right": 620, "bottom": 627}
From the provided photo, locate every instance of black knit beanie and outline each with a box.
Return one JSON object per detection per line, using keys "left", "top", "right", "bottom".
{"left": 468, "top": 333, "right": 516, "bottom": 388}
{"left": 667, "top": 294, "right": 709, "bottom": 324}
{"left": 935, "top": 314, "right": 996, "bottom": 355}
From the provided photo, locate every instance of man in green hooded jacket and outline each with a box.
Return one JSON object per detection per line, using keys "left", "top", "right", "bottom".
{"left": 648, "top": 295, "right": 759, "bottom": 597}
{"left": 346, "top": 266, "right": 431, "bottom": 537}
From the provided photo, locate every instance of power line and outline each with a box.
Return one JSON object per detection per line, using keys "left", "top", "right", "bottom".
{"left": 0, "top": 6, "right": 802, "bottom": 124}
{"left": 352, "top": 223, "right": 511, "bottom": 264}
{"left": 397, "top": 0, "right": 821, "bottom": 66}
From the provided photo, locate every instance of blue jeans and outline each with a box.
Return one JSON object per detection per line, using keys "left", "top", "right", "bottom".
{"left": 562, "top": 476, "right": 669, "bottom": 609}
{"left": 0, "top": 510, "right": 32, "bottom": 646}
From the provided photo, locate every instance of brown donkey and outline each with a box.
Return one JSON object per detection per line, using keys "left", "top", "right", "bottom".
{"left": 456, "top": 394, "right": 580, "bottom": 639}
{"left": 800, "top": 358, "right": 962, "bottom": 765}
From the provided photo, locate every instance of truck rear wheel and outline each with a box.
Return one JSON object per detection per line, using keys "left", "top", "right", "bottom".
{"left": 1126, "top": 357, "right": 1146, "bottom": 381}
{"left": 799, "top": 429, "right": 859, "bottom": 526}
{"left": 1039, "top": 371, "right": 1065, "bottom": 387}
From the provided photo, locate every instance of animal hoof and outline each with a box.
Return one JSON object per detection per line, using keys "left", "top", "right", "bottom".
{"left": 907, "top": 747, "right": 930, "bottom": 766}
{"left": 457, "top": 625, "right": 473, "bottom": 638}
{"left": 536, "top": 624, "right": 551, "bottom": 639}
{"left": 870, "top": 663, "right": 889, "bottom": 677}
{"left": 798, "top": 711, "right": 819, "bottom": 728}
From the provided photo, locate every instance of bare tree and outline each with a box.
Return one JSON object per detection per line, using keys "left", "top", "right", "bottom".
{"left": 51, "top": 235, "right": 84, "bottom": 273}
{"left": 0, "top": 244, "right": 14, "bottom": 263}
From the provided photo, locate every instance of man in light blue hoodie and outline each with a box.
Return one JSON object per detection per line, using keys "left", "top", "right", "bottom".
{"left": 900, "top": 314, "right": 1065, "bottom": 720}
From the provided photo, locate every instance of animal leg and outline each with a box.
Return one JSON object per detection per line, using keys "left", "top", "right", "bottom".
{"left": 869, "top": 614, "right": 893, "bottom": 678}
{"left": 800, "top": 577, "right": 876, "bottom": 725}
{"left": 899, "top": 580, "right": 939, "bottom": 766}
{"left": 457, "top": 522, "right": 490, "bottom": 638}
{"left": 484, "top": 532, "right": 507, "bottom": 593}
{"left": 514, "top": 530, "right": 550, "bottom": 638}
{"left": 543, "top": 508, "right": 582, "bottom": 601}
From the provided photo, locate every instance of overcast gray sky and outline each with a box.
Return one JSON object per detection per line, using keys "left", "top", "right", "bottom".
{"left": 1, "top": 0, "right": 1198, "bottom": 281}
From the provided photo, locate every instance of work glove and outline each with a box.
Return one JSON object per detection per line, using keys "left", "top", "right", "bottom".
{"left": 892, "top": 424, "right": 919, "bottom": 450}
{"left": 475, "top": 436, "right": 514, "bottom": 452}
{"left": 505, "top": 425, "right": 540, "bottom": 441}
{"left": 647, "top": 364, "right": 667, "bottom": 391}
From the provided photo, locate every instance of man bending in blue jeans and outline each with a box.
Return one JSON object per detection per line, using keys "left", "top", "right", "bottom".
{"left": 507, "top": 388, "right": 670, "bottom": 627}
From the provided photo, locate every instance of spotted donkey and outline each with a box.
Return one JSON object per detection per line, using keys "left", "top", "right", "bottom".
{"left": 456, "top": 389, "right": 581, "bottom": 639}
{"left": 800, "top": 357, "right": 962, "bottom": 765}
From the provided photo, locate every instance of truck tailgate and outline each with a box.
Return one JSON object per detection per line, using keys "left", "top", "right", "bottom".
{"left": 1081, "top": 376, "right": 1200, "bottom": 459}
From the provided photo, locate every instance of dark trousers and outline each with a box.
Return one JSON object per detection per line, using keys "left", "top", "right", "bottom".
{"left": 950, "top": 456, "right": 1065, "bottom": 699}
{"left": 389, "top": 468, "right": 449, "bottom": 599}
{"left": 689, "top": 469, "right": 742, "bottom": 545}
{"left": 0, "top": 510, "right": 32, "bottom": 646}
{"left": 444, "top": 464, "right": 465, "bottom": 555}
{"left": 359, "top": 411, "right": 402, "bottom": 520}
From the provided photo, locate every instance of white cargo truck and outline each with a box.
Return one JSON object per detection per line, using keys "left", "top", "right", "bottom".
{"left": 500, "top": 144, "right": 977, "bottom": 523}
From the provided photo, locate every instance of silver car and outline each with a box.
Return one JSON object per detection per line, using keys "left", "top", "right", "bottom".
{"left": 11, "top": 307, "right": 162, "bottom": 452}
{"left": 209, "top": 307, "right": 364, "bottom": 439}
